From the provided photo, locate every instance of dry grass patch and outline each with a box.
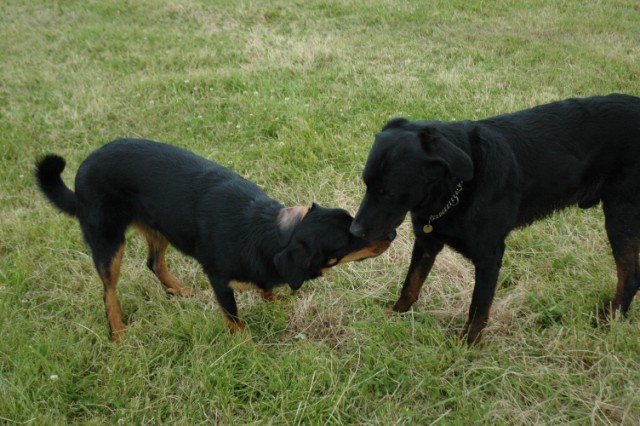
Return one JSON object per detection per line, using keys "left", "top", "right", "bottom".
{"left": 283, "top": 290, "right": 355, "bottom": 349}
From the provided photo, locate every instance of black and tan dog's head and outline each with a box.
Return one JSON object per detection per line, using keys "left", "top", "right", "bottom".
{"left": 274, "top": 203, "right": 394, "bottom": 290}
{"left": 350, "top": 118, "right": 474, "bottom": 242}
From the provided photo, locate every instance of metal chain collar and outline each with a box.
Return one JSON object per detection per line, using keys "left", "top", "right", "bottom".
{"left": 423, "top": 181, "right": 463, "bottom": 234}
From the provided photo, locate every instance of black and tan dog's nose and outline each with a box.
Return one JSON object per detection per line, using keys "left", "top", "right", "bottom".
{"left": 349, "top": 221, "right": 366, "bottom": 239}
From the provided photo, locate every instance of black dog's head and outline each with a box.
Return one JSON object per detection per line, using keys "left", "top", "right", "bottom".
{"left": 274, "top": 203, "right": 394, "bottom": 290}
{"left": 350, "top": 118, "right": 474, "bottom": 242}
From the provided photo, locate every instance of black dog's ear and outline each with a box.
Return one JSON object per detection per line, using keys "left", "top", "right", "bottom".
{"left": 274, "top": 244, "right": 309, "bottom": 290}
{"left": 382, "top": 117, "right": 410, "bottom": 131}
{"left": 418, "top": 127, "right": 473, "bottom": 181}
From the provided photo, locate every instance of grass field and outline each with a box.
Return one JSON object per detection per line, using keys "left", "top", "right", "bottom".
{"left": 2, "top": 0, "right": 640, "bottom": 423}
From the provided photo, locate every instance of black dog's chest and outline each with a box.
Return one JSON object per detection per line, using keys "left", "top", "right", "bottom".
{"left": 412, "top": 215, "right": 472, "bottom": 258}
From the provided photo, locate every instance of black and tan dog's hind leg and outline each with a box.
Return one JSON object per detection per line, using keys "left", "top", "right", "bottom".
{"left": 80, "top": 222, "right": 128, "bottom": 344}
{"left": 98, "top": 245, "right": 126, "bottom": 344}
{"left": 135, "top": 225, "right": 194, "bottom": 297}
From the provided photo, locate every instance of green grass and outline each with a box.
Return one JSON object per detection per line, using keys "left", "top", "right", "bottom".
{"left": 2, "top": 0, "right": 640, "bottom": 423}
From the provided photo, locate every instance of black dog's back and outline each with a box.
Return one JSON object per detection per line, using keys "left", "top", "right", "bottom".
{"left": 477, "top": 94, "right": 640, "bottom": 226}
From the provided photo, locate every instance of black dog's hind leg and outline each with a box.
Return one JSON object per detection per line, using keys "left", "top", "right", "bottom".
{"left": 392, "top": 236, "right": 444, "bottom": 312}
{"left": 463, "top": 242, "right": 506, "bottom": 345}
{"left": 603, "top": 199, "right": 640, "bottom": 316}
{"left": 135, "top": 225, "right": 194, "bottom": 297}
{"left": 206, "top": 272, "right": 245, "bottom": 333}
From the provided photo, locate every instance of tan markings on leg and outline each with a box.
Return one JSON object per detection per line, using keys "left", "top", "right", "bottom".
{"left": 339, "top": 240, "right": 391, "bottom": 264}
{"left": 392, "top": 267, "right": 427, "bottom": 313}
{"left": 463, "top": 311, "right": 490, "bottom": 346}
{"left": 99, "top": 245, "right": 126, "bottom": 344}
{"left": 135, "top": 224, "right": 194, "bottom": 296}
{"left": 221, "top": 311, "right": 246, "bottom": 334}
{"left": 610, "top": 247, "right": 638, "bottom": 315}
{"left": 258, "top": 289, "right": 280, "bottom": 304}
{"left": 152, "top": 247, "right": 194, "bottom": 296}
{"left": 612, "top": 264, "right": 627, "bottom": 311}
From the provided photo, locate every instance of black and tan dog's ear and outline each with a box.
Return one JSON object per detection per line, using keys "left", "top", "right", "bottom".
{"left": 418, "top": 127, "right": 473, "bottom": 181}
{"left": 277, "top": 205, "right": 310, "bottom": 243}
{"left": 273, "top": 244, "right": 309, "bottom": 290}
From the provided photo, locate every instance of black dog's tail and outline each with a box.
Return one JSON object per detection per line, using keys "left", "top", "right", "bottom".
{"left": 35, "top": 155, "right": 77, "bottom": 216}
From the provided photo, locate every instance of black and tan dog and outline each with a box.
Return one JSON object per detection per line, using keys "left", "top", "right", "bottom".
{"left": 350, "top": 93, "right": 640, "bottom": 344}
{"left": 36, "top": 139, "right": 393, "bottom": 343}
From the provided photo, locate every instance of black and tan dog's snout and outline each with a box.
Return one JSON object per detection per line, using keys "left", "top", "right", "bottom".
{"left": 321, "top": 233, "right": 395, "bottom": 276}
{"left": 341, "top": 237, "right": 394, "bottom": 264}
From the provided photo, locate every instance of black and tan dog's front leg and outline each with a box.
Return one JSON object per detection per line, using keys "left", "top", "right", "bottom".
{"left": 207, "top": 275, "right": 246, "bottom": 333}
{"left": 463, "top": 243, "right": 505, "bottom": 345}
{"left": 258, "top": 289, "right": 279, "bottom": 304}
{"left": 391, "top": 236, "right": 444, "bottom": 313}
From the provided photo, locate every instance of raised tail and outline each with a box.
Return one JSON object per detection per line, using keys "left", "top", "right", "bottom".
{"left": 35, "top": 155, "right": 77, "bottom": 216}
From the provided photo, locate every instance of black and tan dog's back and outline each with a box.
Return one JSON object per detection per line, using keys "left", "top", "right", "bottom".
{"left": 350, "top": 93, "right": 640, "bottom": 344}
{"left": 36, "top": 139, "right": 392, "bottom": 343}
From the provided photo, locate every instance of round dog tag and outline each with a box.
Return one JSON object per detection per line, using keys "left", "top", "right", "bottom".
{"left": 422, "top": 224, "right": 433, "bottom": 234}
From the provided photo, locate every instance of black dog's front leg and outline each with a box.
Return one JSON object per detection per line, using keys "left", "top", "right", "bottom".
{"left": 464, "top": 242, "right": 505, "bottom": 345}
{"left": 392, "top": 236, "right": 444, "bottom": 312}
{"left": 207, "top": 274, "right": 245, "bottom": 333}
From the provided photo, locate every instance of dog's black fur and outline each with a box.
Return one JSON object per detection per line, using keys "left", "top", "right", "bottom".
{"left": 350, "top": 93, "right": 640, "bottom": 344}
{"left": 36, "top": 139, "right": 392, "bottom": 342}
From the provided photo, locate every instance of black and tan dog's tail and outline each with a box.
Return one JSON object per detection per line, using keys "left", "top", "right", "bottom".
{"left": 35, "top": 155, "right": 77, "bottom": 216}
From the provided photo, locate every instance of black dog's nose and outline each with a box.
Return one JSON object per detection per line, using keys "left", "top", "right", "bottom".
{"left": 387, "top": 230, "right": 397, "bottom": 241}
{"left": 350, "top": 221, "right": 366, "bottom": 239}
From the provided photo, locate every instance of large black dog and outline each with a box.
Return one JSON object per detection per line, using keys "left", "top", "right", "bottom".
{"left": 36, "top": 139, "right": 393, "bottom": 343}
{"left": 350, "top": 93, "right": 640, "bottom": 344}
